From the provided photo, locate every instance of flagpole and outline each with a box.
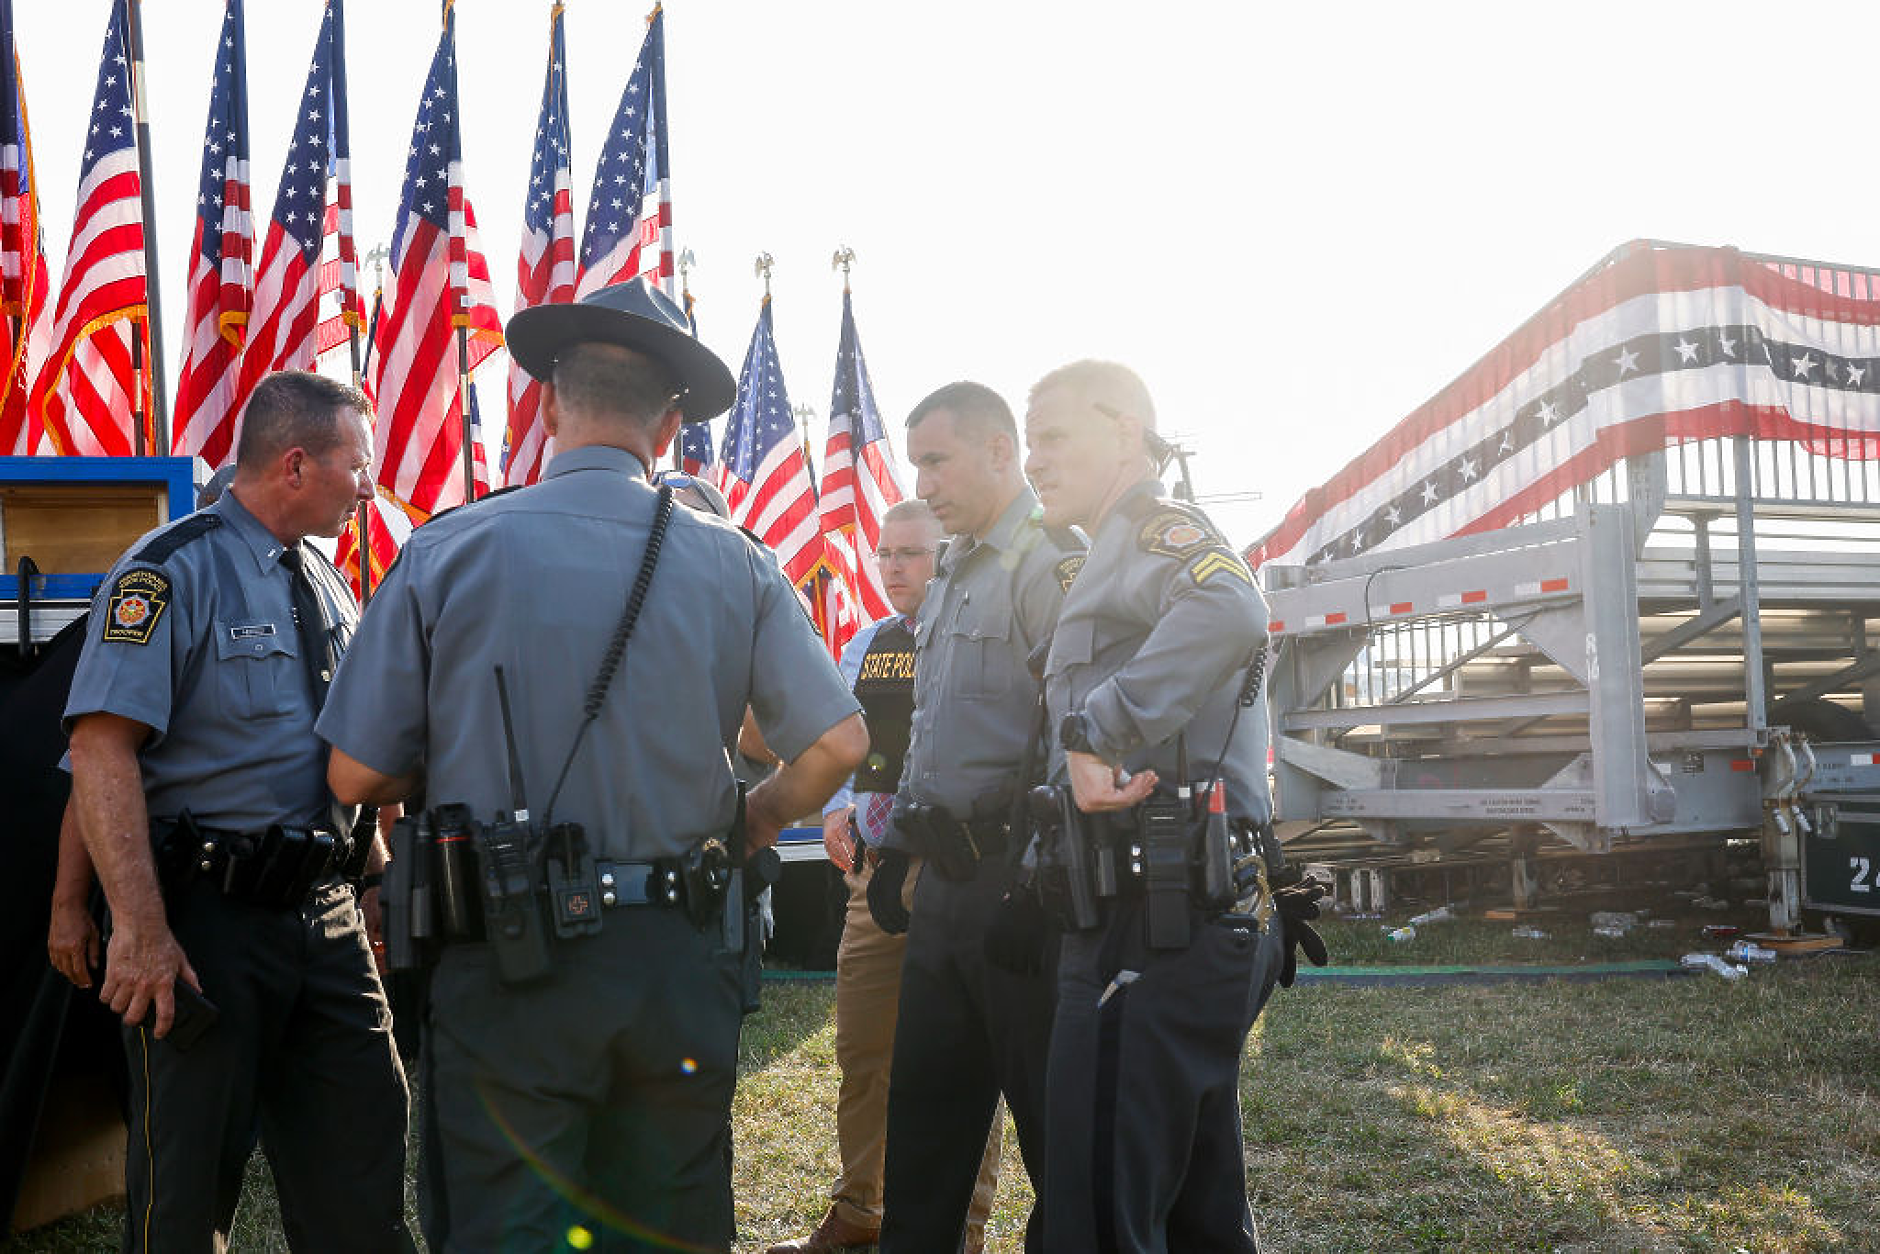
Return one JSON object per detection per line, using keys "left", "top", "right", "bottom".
{"left": 458, "top": 323, "right": 474, "bottom": 502}
{"left": 124, "top": 0, "right": 169, "bottom": 455}
{"left": 673, "top": 246, "right": 695, "bottom": 470}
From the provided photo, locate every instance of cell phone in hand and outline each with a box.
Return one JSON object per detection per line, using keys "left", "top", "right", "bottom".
{"left": 136, "top": 979, "right": 220, "bottom": 1052}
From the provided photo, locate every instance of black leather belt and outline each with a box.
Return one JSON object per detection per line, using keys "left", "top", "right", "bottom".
{"left": 596, "top": 860, "right": 685, "bottom": 909}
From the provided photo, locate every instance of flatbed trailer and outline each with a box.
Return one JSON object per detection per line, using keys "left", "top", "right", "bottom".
{"left": 1259, "top": 241, "right": 1880, "bottom": 932}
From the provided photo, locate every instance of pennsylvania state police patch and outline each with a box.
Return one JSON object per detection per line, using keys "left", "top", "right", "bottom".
{"left": 101, "top": 569, "right": 171, "bottom": 645}
{"left": 1054, "top": 554, "right": 1085, "bottom": 593}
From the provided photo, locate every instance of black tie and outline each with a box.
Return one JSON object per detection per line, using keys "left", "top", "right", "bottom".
{"left": 279, "top": 546, "right": 334, "bottom": 709}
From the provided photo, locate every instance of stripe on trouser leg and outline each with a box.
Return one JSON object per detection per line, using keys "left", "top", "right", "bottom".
{"left": 1094, "top": 986, "right": 1128, "bottom": 1254}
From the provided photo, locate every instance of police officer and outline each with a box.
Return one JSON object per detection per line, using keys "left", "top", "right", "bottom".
{"left": 768, "top": 498, "right": 1003, "bottom": 1254}
{"left": 874, "top": 382, "right": 1083, "bottom": 1254}
{"left": 318, "top": 278, "right": 868, "bottom": 1253}
{"left": 64, "top": 370, "right": 412, "bottom": 1252}
{"left": 1024, "top": 359, "right": 1326, "bottom": 1253}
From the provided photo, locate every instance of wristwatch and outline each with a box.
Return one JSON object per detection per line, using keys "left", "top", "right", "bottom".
{"left": 1059, "top": 711, "right": 1097, "bottom": 755}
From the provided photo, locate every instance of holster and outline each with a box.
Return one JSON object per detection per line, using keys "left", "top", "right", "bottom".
{"left": 151, "top": 812, "right": 350, "bottom": 911}
{"left": 899, "top": 803, "right": 1006, "bottom": 882}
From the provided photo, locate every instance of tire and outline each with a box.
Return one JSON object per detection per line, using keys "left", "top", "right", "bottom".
{"left": 1768, "top": 696, "right": 1875, "bottom": 742}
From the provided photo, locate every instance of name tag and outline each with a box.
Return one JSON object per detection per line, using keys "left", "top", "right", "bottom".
{"left": 229, "top": 622, "right": 278, "bottom": 641}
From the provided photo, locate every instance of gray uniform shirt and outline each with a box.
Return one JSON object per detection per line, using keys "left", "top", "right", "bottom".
{"left": 316, "top": 445, "right": 859, "bottom": 861}
{"left": 63, "top": 490, "right": 357, "bottom": 831}
{"left": 891, "top": 486, "right": 1082, "bottom": 837}
{"left": 1044, "top": 478, "right": 1273, "bottom": 823}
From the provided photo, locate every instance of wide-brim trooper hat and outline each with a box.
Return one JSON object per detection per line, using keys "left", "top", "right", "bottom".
{"left": 505, "top": 277, "right": 736, "bottom": 423}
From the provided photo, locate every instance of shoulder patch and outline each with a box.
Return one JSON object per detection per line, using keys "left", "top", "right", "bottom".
{"left": 1186, "top": 546, "right": 1255, "bottom": 588}
{"left": 100, "top": 568, "right": 172, "bottom": 645}
{"left": 1138, "top": 508, "right": 1224, "bottom": 560}
{"left": 131, "top": 513, "right": 221, "bottom": 565}
{"left": 1053, "top": 554, "right": 1085, "bottom": 593}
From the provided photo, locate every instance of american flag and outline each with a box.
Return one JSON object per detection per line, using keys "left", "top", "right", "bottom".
{"left": 576, "top": 6, "right": 670, "bottom": 298}
{"left": 28, "top": 2, "right": 149, "bottom": 458}
{"left": 369, "top": 6, "right": 503, "bottom": 521}
{"left": 171, "top": 0, "right": 252, "bottom": 469}
{"left": 1249, "top": 242, "right": 1880, "bottom": 572}
{"left": 230, "top": 0, "right": 352, "bottom": 449}
{"left": 819, "top": 285, "right": 904, "bottom": 622}
{"left": 678, "top": 284, "right": 714, "bottom": 475}
{"left": 335, "top": 288, "right": 403, "bottom": 596}
{"left": 468, "top": 375, "right": 490, "bottom": 497}
{"left": 721, "top": 296, "right": 821, "bottom": 587}
{"left": 502, "top": 1, "right": 574, "bottom": 488}
{"left": 0, "top": 0, "right": 51, "bottom": 455}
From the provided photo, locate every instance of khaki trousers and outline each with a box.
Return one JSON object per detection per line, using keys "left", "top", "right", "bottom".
{"left": 832, "top": 856, "right": 1002, "bottom": 1244}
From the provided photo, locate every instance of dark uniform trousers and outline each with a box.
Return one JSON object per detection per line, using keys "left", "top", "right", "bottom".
{"left": 423, "top": 906, "right": 743, "bottom": 1253}
{"left": 1044, "top": 898, "right": 1283, "bottom": 1254}
{"left": 121, "top": 878, "right": 411, "bottom": 1253}
{"left": 880, "top": 859, "right": 1054, "bottom": 1254}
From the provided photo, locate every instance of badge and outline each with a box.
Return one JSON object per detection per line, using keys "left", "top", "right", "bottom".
{"left": 1139, "top": 509, "right": 1222, "bottom": 560}
{"left": 1187, "top": 548, "right": 1255, "bottom": 587}
{"left": 101, "top": 569, "right": 172, "bottom": 645}
{"left": 1054, "top": 554, "right": 1085, "bottom": 593}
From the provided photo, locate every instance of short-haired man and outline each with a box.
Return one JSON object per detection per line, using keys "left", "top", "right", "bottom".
{"left": 769, "top": 498, "right": 1003, "bottom": 1254}
{"left": 1024, "top": 359, "right": 1326, "bottom": 1252}
{"left": 320, "top": 279, "right": 868, "bottom": 1251}
{"left": 873, "top": 382, "right": 1084, "bottom": 1254}
{"left": 65, "top": 370, "right": 412, "bottom": 1250}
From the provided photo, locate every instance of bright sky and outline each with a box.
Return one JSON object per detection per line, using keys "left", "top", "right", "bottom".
{"left": 16, "top": 1, "right": 1880, "bottom": 547}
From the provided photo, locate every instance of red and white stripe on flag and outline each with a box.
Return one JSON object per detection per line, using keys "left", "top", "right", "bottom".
{"left": 371, "top": 189, "right": 502, "bottom": 521}
{"left": 334, "top": 490, "right": 411, "bottom": 599}
{"left": 30, "top": 4, "right": 148, "bottom": 458}
{"left": 504, "top": 5, "right": 575, "bottom": 488}
{"left": 1, "top": 104, "right": 51, "bottom": 455}
{"left": 820, "top": 436, "right": 903, "bottom": 621}
{"left": 1250, "top": 243, "right": 1880, "bottom": 571}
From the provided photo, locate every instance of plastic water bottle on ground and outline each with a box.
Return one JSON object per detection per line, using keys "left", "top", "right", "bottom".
{"left": 1385, "top": 926, "right": 1417, "bottom": 943}
{"left": 1408, "top": 905, "right": 1454, "bottom": 925}
{"left": 1511, "top": 925, "right": 1549, "bottom": 940}
{"left": 1680, "top": 952, "right": 1748, "bottom": 980}
{"left": 1726, "top": 940, "right": 1777, "bottom": 964}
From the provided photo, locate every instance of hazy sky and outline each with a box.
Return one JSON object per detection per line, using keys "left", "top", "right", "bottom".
{"left": 15, "top": 1, "right": 1880, "bottom": 545}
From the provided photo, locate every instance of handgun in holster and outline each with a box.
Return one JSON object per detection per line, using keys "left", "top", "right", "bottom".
{"left": 1027, "top": 785, "right": 1099, "bottom": 931}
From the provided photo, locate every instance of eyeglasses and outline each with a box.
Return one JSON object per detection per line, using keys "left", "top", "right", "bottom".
{"left": 874, "top": 546, "right": 936, "bottom": 564}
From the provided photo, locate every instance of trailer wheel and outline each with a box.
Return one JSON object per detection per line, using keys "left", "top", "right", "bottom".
{"left": 1768, "top": 696, "right": 1875, "bottom": 742}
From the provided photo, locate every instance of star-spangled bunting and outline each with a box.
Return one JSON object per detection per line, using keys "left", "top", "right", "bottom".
{"left": 1250, "top": 244, "right": 1880, "bottom": 571}
{"left": 171, "top": 0, "right": 252, "bottom": 469}
{"left": 576, "top": 6, "right": 670, "bottom": 298}
{"left": 503, "top": 2, "right": 574, "bottom": 488}
{"left": 819, "top": 284, "right": 904, "bottom": 623}
{"left": 28, "top": 3, "right": 150, "bottom": 457}
{"left": 0, "top": 0, "right": 52, "bottom": 455}
{"left": 369, "top": 1, "right": 503, "bottom": 522}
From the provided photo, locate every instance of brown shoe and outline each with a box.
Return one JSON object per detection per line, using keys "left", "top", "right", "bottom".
{"left": 763, "top": 1206, "right": 881, "bottom": 1253}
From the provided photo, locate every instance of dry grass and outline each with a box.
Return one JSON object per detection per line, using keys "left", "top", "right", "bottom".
{"left": 16, "top": 921, "right": 1879, "bottom": 1253}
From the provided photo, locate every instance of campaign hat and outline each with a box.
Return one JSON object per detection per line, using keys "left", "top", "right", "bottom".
{"left": 505, "top": 277, "right": 736, "bottom": 422}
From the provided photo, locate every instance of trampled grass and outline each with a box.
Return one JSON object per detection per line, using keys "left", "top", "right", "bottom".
{"left": 15, "top": 916, "right": 1878, "bottom": 1252}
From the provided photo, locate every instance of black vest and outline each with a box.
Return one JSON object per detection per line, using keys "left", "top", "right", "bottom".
{"left": 853, "top": 618, "right": 915, "bottom": 795}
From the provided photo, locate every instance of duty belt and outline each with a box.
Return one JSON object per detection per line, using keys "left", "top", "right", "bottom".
{"left": 153, "top": 812, "right": 358, "bottom": 910}
{"left": 897, "top": 802, "right": 1016, "bottom": 882}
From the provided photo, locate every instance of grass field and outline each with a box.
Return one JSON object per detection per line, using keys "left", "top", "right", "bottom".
{"left": 14, "top": 913, "right": 1880, "bottom": 1253}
